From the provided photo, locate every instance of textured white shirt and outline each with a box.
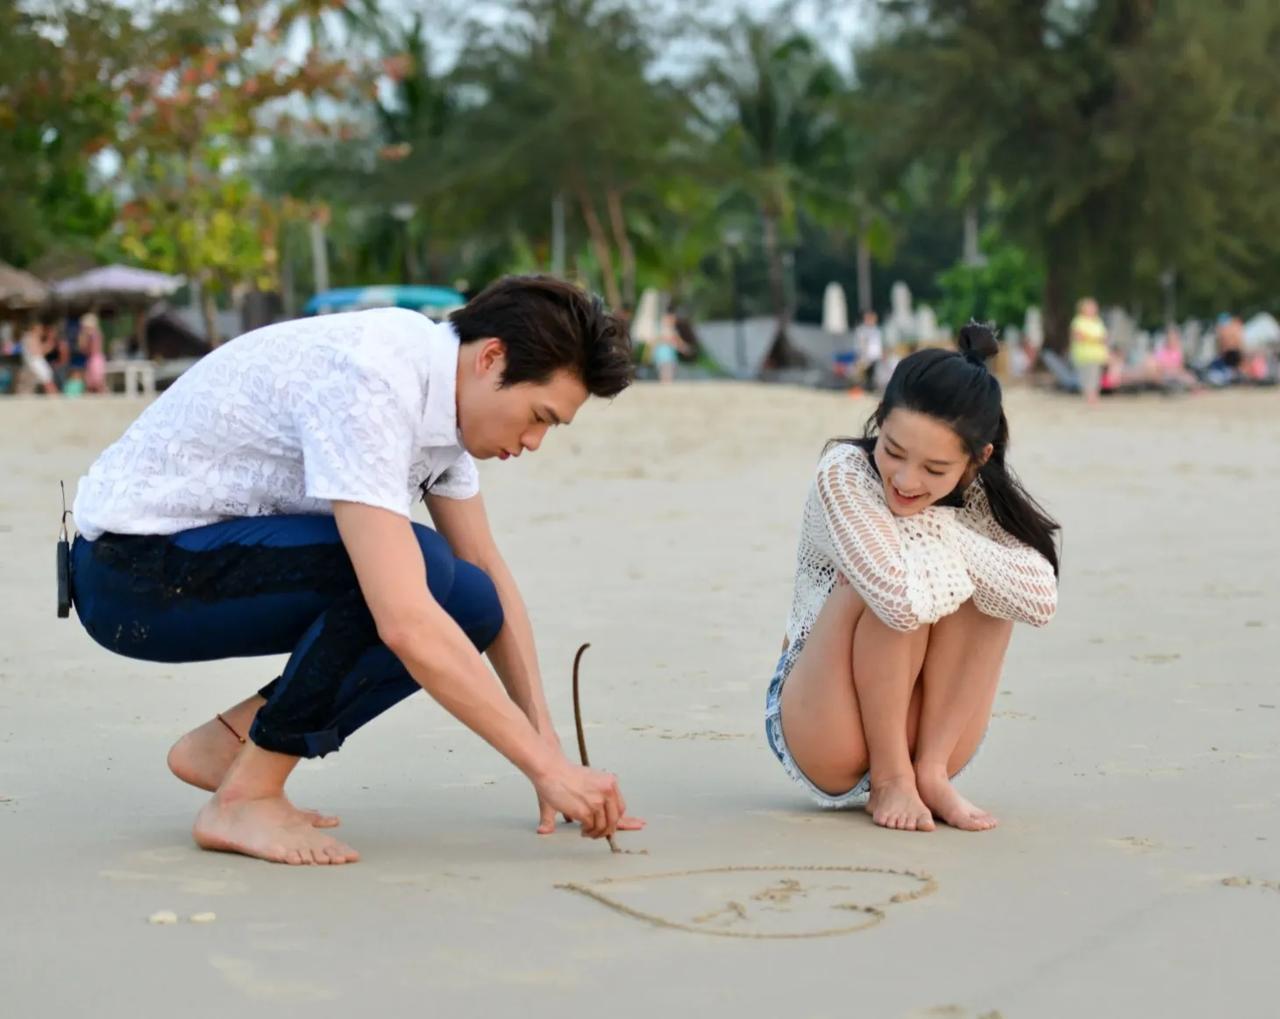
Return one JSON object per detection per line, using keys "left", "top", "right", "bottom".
{"left": 73, "top": 308, "right": 479, "bottom": 540}
{"left": 785, "top": 443, "right": 1057, "bottom": 660}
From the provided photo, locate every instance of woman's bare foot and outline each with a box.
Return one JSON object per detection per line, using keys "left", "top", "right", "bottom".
{"left": 168, "top": 723, "right": 340, "bottom": 828}
{"left": 194, "top": 795, "right": 359, "bottom": 865}
{"left": 916, "top": 766, "right": 998, "bottom": 831}
{"left": 867, "top": 775, "right": 935, "bottom": 831}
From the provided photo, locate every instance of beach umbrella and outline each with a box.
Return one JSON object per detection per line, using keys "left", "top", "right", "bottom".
{"left": 51, "top": 265, "right": 184, "bottom": 305}
{"left": 303, "top": 285, "right": 466, "bottom": 316}
{"left": 0, "top": 262, "right": 49, "bottom": 311}
{"left": 631, "top": 287, "right": 662, "bottom": 344}
{"left": 821, "top": 282, "right": 848, "bottom": 334}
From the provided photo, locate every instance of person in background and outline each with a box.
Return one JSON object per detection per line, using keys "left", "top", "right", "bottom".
{"left": 652, "top": 305, "right": 692, "bottom": 384}
{"left": 853, "top": 310, "right": 884, "bottom": 392}
{"left": 79, "top": 314, "right": 108, "bottom": 395}
{"left": 1069, "top": 298, "right": 1109, "bottom": 404}
{"left": 19, "top": 323, "right": 59, "bottom": 396}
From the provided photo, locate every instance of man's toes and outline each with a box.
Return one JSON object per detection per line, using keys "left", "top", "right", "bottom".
{"left": 283, "top": 847, "right": 305, "bottom": 865}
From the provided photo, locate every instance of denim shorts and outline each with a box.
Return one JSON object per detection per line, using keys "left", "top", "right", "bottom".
{"left": 764, "top": 637, "right": 983, "bottom": 810}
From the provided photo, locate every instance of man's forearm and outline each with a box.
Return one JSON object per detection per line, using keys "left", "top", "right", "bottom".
{"left": 481, "top": 558, "right": 557, "bottom": 736}
{"left": 393, "top": 604, "right": 560, "bottom": 779}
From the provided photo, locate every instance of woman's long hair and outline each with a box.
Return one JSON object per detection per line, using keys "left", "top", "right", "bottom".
{"left": 830, "top": 323, "right": 1060, "bottom": 575}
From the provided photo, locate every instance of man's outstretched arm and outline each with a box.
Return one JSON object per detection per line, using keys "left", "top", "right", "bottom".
{"left": 426, "top": 492, "right": 644, "bottom": 835}
{"left": 426, "top": 492, "right": 556, "bottom": 742}
{"left": 332, "top": 500, "right": 625, "bottom": 839}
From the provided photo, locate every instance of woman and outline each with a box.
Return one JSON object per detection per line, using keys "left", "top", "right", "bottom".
{"left": 79, "top": 313, "right": 108, "bottom": 394}
{"left": 765, "top": 324, "right": 1059, "bottom": 832}
{"left": 1069, "top": 298, "right": 1109, "bottom": 404}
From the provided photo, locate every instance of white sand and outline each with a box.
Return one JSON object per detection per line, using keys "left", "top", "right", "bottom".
{"left": 2, "top": 384, "right": 1278, "bottom": 1018}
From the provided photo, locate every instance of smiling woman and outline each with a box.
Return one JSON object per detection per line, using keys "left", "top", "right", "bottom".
{"left": 765, "top": 323, "right": 1060, "bottom": 834}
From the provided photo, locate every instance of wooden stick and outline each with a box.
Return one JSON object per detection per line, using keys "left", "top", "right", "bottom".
{"left": 571, "top": 642, "right": 619, "bottom": 853}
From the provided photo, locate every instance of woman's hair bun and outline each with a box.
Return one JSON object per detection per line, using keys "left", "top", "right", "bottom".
{"left": 957, "top": 320, "right": 999, "bottom": 366}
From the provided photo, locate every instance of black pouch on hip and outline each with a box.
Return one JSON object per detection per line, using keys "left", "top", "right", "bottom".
{"left": 57, "top": 480, "right": 73, "bottom": 618}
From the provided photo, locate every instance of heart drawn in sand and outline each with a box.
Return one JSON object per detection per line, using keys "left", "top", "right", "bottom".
{"left": 557, "top": 865, "right": 937, "bottom": 939}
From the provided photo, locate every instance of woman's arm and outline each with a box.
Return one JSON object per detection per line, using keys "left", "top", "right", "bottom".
{"left": 949, "top": 482, "right": 1058, "bottom": 627}
{"left": 815, "top": 446, "right": 973, "bottom": 631}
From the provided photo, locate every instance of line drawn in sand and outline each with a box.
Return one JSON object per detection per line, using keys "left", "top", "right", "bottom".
{"left": 557, "top": 865, "right": 937, "bottom": 939}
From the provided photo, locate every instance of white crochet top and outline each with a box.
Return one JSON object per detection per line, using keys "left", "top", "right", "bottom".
{"left": 784, "top": 443, "right": 1057, "bottom": 656}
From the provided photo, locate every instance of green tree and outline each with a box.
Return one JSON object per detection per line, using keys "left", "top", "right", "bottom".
{"left": 450, "top": 0, "right": 689, "bottom": 308}
{"left": 0, "top": 3, "right": 134, "bottom": 267}
{"left": 935, "top": 232, "right": 1044, "bottom": 332}
{"left": 858, "top": 0, "right": 1280, "bottom": 349}
{"left": 701, "top": 13, "right": 843, "bottom": 352}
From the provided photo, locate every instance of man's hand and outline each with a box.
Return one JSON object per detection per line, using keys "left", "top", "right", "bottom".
{"left": 532, "top": 757, "right": 645, "bottom": 839}
{"left": 535, "top": 727, "right": 567, "bottom": 834}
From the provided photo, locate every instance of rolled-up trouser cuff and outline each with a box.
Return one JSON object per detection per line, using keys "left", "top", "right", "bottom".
{"left": 249, "top": 716, "right": 344, "bottom": 758}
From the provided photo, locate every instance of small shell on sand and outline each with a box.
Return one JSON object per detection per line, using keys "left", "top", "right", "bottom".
{"left": 189, "top": 912, "right": 217, "bottom": 924}
{"left": 147, "top": 910, "right": 178, "bottom": 925}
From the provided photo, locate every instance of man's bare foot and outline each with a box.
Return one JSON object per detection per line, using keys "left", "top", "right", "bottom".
{"left": 194, "top": 795, "right": 360, "bottom": 865}
{"left": 916, "top": 767, "right": 998, "bottom": 831}
{"left": 169, "top": 723, "right": 340, "bottom": 828}
{"left": 867, "top": 775, "right": 935, "bottom": 832}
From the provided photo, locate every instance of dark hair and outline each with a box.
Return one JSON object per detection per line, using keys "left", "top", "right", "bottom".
{"left": 449, "top": 275, "right": 633, "bottom": 398}
{"left": 834, "top": 322, "right": 1060, "bottom": 575}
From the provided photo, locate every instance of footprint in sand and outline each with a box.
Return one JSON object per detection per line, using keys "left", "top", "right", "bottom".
{"left": 653, "top": 730, "right": 751, "bottom": 741}
{"left": 1221, "top": 875, "right": 1280, "bottom": 894}
{"left": 1107, "top": 836, "right": 1160, "bottom": 853}
{"left": 557, "top": 865, "right": 936, "bottom": 939}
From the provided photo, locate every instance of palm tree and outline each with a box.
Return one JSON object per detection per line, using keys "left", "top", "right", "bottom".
{"left": 700, "top": 15, "right": 842, "bottom": 360}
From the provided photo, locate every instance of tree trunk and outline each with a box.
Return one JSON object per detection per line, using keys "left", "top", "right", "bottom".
{"left": 856, "top": 231, "right": 873, "bottom": 313}
{"left": 574, "top": 185, "right": 622, "bottom": 310}
{"left": 309, "top": 219, "right": 330, "bottom": 295}
{"left": 1041, "top": 224, "right": 1074, "bottom": 356}
{"left": 605, "top": 187, "right": 636, "bottom": 309}
{"left": 761, "top": 210, "right": 801, "bottom": 367}
{"left": 200, "top": 282, "right": 222, "bottom": 348}
{"left": 962, "top": 202, "right": 982, "bottom": 265}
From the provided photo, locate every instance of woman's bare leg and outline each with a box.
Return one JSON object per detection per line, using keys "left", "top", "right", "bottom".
{"left": 852, "top": 608, "right": 934, "bottom": 831}
{"left": 778, "top": 584, "right": 873, "bottom": 796}
{"left": 913, "top": 600, "right": 1013, "bottom": 831}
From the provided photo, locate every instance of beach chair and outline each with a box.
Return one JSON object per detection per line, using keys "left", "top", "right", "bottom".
{"left": 1040, "top": 349, "right": 1081, "bottom": 393}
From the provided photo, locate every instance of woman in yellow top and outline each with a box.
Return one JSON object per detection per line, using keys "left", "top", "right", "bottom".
{"left": 1069, "top": 297, "right": 1109, "bottom": 404}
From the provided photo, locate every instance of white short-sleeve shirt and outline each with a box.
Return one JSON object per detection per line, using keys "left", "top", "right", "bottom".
{"left": 73, "top": 308, "right": 479, "bottom": 540}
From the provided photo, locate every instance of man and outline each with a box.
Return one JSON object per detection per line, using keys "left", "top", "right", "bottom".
{"left": 853, "top": 310, "right": 884, "bottom": 392}
{"left": 70, "top": 275, "right": 642, "bottom": 865}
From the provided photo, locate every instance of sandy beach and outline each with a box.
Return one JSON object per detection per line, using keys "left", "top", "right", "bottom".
{"left": 2, "top": 383, "right": 1278, "bottom": 1018}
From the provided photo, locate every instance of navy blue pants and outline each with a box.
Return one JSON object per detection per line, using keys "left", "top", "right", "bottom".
{"left": 71, "top": 515, "right": 504, "bottom": 758}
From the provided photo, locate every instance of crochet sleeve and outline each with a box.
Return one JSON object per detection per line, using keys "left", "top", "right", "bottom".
{"left": 814, "top": 446, "right": 974, "bottom": 631}
{"left": 950, "top": 481, "right": 1059, "bottom": 627}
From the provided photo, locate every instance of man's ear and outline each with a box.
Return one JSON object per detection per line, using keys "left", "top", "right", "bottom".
{"left": 475, "top": 337, "right": 506, "bottom": 377}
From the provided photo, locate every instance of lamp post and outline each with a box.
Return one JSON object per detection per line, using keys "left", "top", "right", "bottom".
{"left": 723, "top": 227, "right": 746, "bottom": 378}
